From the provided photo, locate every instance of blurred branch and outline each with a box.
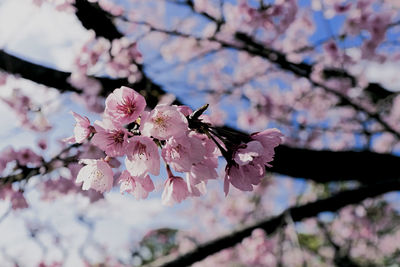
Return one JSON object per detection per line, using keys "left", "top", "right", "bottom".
{"left": 115, "top": 18, "right": 397, "bottom": 130}
{"left": 318, "top": 221, "right": 360, "bottom": 267}
{"left": 180, "top": 0, "right": 396, "bottom": 103}
{"left": 0, "top": 50, "right": 79, "bottom": 93}
{"left": 0, "top": 49, "right": 180, "bottom": 109}
{"left": 0, "top": 50, "right": 123, "bottom": 95}
{"left": 72, "top": 0, "right": 184, "bottom": 109}
{"left": 146, "top": 179, "right": 400, "bottom": 267}
{"left": 0, "top": 144, "right": 79, "bottom": 185}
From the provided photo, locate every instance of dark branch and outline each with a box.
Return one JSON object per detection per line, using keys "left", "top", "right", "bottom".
{"left": 0, "top": 50, "right": 128, "bottom": 95}
{"left": 73, "top": 0, "right": 123, "bottom": 40}
{"left": 271, "top": 145, "right": 400, "bottom": 184}
{"left": 72, "top": 0, "right": 183, "bottom": 109}
{"left": 3, "top": 50, "right": 400, "bottom": 185}
{"left": 147, "top": 179, "right": 400, "bottom": 267}
{"left": 233, "top": 32, "right": 394, "bottom": 99}
{"left": 0, "top": 50, "right": 79, "bottom": 93}
{"left": 0, "top": 49, "right": 180, "bottom": 109}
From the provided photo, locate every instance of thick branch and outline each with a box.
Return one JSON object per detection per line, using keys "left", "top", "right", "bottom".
{"left": 0, "top": 50, "right": 125, "bottom": 95}
{"left": 73, "top": 0, "right": 123, "bottom": 40}
{"left": 147, "top": 179, "right": 400, "bottom": 267}
{"left": 72, "top": 0, "right": 182, "bottom": 109}
{"left": 2, "top": 3, "right": 400, "bottom": 185}
{"left": 0, "top": 50, "right": 79, "bottom": 93}
{"left": 3, "top": 50, "right": 400, "bottom": 185}
{"left": 0, "top": 49, "right": 179, "bottom": 109}
{"left": 271, "top": 145, "right": 400, "bottom": 184}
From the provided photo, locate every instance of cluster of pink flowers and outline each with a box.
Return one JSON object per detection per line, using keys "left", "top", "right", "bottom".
{"left": 0, "top": 89, "right": 52, "bottom": 132}
{"left": 224, "top": 0, "right": 297, "bottom": 40}
{"left": 69, "top": 86, "right": 283, "bottom": 205}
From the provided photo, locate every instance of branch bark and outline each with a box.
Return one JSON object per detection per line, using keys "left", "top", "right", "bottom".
{"left": 270, "top": 145, "right": 400, "bottom": 184}
{"left": 0, "top": 49, "right": 179, "bottom": 109}
{"left": 146, "top": 179, "right": 400, "bottom": 267}
{"left": 2, "top": 51, "right": 400, "bottom": 185}
{"left": 73, "top": 0, "right": 123, "bottom": 40}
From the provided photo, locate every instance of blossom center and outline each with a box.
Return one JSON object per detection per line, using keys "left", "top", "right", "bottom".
{"left": 117, "top": 97, "right": 136, "bottom": 115}
{"left": 136, "top": 143, "right": 149, "bottom": 160}
{"left": 91, "top": 169, "right": 104, "bottom": 182}
{"left": 153, "top": 114, "right": 169, "bottom": 131}
{"left": 108, "top": 130, "right": 125, "bottom": 146}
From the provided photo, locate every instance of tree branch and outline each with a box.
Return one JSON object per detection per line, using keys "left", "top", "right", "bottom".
{"left": 146, "top": 179, "right": 400, "bottom": 267}
{"left": 72, "top": 0, "right": 182, "bottom": 109}
{"left": 270, "top": 145, "right": 400, "bottom": 184}
{"left": 3, "top": 49, "right": 400, "bottom": 185}
{"left": 0, "top": 49, "right": 180, "bottom": 109}
{"left": 73, "top": 0, "right": 123, "bottom": 40}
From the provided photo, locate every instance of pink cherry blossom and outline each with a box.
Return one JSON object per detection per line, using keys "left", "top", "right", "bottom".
{"left": 224, "top": 160, "right": 265, "bottom": 195}
{"left": 37, "top": 139, "right": 47, "bottom": 150}
{"left": 119, "top": 171, "right": 155, "bottom": 199}
{"left": 251, "top": 128, "right": 284, "bottom": 166}
{"left": 161, "top": 132, "right": 206, "bottom": 172}
{"left": 104, "top": 86, "right": 146, "bottom": 125}
{"left": 186, "top": 158, "right": 218, "bottom": 186}
{"left": 76, "top": 159, "right": 114, "bottom": 193}
{"left": 162, "top": 167, "right": 190, "bottom": 206}
{"left": 176, "top": 105, "right": 193, "bottom": 116}
{"left": 69, "top": 111, "right": 94, "bottom": 143}
{"left": 224, "top": 129, "right": 283, "bottom": 195}
{"left": 91, "top": 119, "right": 129, "bottom": 157}
{"left": 125, "top": 136, "right": 160, "bottom": 177}
{"left": 234, "top": 141, "right": 264, "bottom": 166}
{"left": 140, "top": 104, "right": 188, "bottom": 140}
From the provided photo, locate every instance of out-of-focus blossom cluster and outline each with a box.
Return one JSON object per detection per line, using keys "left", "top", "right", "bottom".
{"left": 0, "top": 88, "right": 52, "bottom": 132}
{"left": 69, "top": 34, "right": 143, "bottom": 113}
{"left": 0, "top": 146, "right": 44, "bottom": 210}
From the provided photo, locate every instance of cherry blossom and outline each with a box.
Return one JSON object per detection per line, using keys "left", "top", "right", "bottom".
{"left": 162, "top": 167, "right": 190, "bottom": 206}
{"left": 68, "top": 111, "right": 94, "bottom": 143}
{"left": 76, "top": 159, "right": 114, "bottom": 193}
{"left": 119, "top": 171, "right": 155, "bottom": 200}
{"left": 140, "top": 104, "right": 189, "bottom": 140}
{"left": 224, "top": 128, "right": 283, "bottom": 195}
{"left": 104, "top": 86, "right": 146, "bottom": 125}
{"left": 91, "top": 119, "right": 129, "bottom": 157}
{"left": 125, "top": 136, "right": 160, "bottom": 177}
{"left": 161, "top": 132, "right": 206, "bottom": 173}
{"left": 251, "top": 128, "right": 284, "bottom": 166}
{"left": 3, "top": 0, "right": 400, "bottom": 264}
